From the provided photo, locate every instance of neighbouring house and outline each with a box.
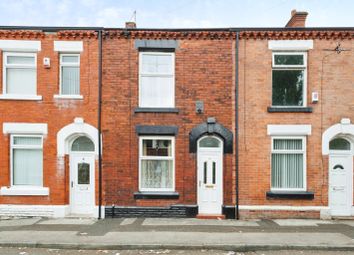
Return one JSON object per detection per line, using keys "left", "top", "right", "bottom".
{"left": 0, "top": 28, "right": 102, "bottom": 217}
{"left": 0, "top": 10, "right": 353, "bottom": 219}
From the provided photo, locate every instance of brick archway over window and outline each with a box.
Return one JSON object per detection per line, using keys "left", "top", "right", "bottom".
{"left": 189, "top": 117, "right": 233, "bottom": 154}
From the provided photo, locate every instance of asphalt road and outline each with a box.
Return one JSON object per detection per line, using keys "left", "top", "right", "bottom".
{"left": 0, "top": 248, "right": 353, "bottom": 255}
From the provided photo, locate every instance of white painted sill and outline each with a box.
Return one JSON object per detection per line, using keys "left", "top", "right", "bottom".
{"left": 54, "top": 94, "right": 83, "bottom": 100}
{"left": 0, "top": 94, "right": 42, "bottom": 100}
{"left": 0, "top": 186, "right": 49, "bottom": 196}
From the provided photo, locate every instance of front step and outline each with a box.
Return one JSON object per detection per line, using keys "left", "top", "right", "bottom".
{"left": 332, "top": 216, "right": 354, "bottom": 220}
{"left": 196, "top": 214, "right": 225, "bottom": 220}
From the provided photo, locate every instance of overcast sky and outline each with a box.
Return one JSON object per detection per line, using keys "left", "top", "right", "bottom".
{"left": 0, "top": 0, "right": 353, "bottom": 28}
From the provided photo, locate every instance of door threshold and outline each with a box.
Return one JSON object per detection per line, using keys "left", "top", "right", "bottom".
{"left": 196, "top": 214, "right": 225, "bottom": 220}
{"left": 331, "top": 216, "right": 354, "bottom": 220}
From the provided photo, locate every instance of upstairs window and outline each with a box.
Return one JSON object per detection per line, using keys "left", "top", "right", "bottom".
{"left": 60, "top": 54, "right": 80, "bottom": 95}
{"left": 272, "top": 52, "right": 307, "bottom": 107}
{"left": 139, "top": 52, "right": 175, "bottom": 108}
{"left": 3, "top": 52, "right": 37, "bottom": 95}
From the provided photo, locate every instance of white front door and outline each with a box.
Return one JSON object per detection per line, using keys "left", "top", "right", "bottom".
{"left": 197, "top": 137, "right": 223, "bottom": 215}
{"left": 70, "top": 154, "right": 95, "bottom": 215}
{"left": 329, "top": 153, "right": 353, "bottom": 216}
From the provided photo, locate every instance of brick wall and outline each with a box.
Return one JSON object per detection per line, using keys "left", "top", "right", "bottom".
{"left": 237, "top": 38, "right": 354, "bottom": 218}
{"left": 0, "top": 32, "right": 99, "bottom": 206}
{"left": 102, "top": 35, "right": 236, "bottom": 208}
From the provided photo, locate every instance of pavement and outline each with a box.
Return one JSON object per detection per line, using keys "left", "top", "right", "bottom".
{"left": 0, "top": 217, "right": 353, "bottom": 252}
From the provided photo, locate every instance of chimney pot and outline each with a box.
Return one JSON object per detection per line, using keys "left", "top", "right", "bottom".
{"left": 125, "top": 21, "right": 136, "bottom": 29}
{"left": 285, "top": 9, "right": 308, "bottom": 27}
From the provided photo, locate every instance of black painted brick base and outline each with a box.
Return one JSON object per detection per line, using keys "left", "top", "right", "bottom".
{"left": 105, "top": 205, "right": 198, "bottom": 218}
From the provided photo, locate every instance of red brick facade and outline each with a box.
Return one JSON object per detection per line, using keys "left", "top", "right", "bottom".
{"left": 0, "top": 31, "right": 99, "bottom": 216}
{"left": 0, "top": 21, "right": 353, "bottom": 219}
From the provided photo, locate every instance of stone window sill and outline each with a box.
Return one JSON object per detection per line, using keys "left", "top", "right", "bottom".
{"left": 134, "top": 107, "right": 179, "bottom": 113}
{"left": 267, "top": 106, "right": 313, "bottom": 113}
{"left": 0, "top": 94, "right": 42, "bottom": 101}
{"left": 54, "top": 94, "right": 83, "bottom": 100}
{"left": 134, "top": 191, "right": 179, "bottom": 199}
{"left": 0, "top": 186, "right": 49, "bottom": 196}
{"left": 266, "top": 191, "right": 314, "bottom": 200}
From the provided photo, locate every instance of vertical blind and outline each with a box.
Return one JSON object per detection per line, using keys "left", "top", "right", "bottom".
{"left": 61, "top": 55, "right": 80, "bottom": 95}
{"left": 61, "top": 66, "right": 80, "bottom": 95}
{"left": 12, "top": 136, "right": 43, "bottom": 186}
{"left": 271, "top": 139, "right": 304, "bottom": 189}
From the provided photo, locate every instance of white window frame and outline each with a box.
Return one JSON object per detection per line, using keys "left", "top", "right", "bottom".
{"left": 270, "top": 136, "right": 307, "bottom": 192}
{"left": 56, "top": 53, "right": 82, "bottom": 98}
{"left": 10, "top": 134, "right": 43, "bottom": 187}
{"left": 271, "top": 52, "right": 307, "bottom": 107}
{"left": 139, "top": 136, "right": 175, "bottom": 192}
{"left": 138, "top": 52, "right": 175, "bottom": 108}
{"left": 2, "top": 52, "right": 38, "bottom": 97}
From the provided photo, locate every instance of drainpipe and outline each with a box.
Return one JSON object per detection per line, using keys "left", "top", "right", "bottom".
{"left": 98, "top": 29, "right": 103, "bottom": 219}
{"left": 235, "top": 31, "right": 240, "bottom": 220}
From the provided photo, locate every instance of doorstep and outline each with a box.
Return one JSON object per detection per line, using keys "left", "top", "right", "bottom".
{"left": 196, "top": 214, "right": 225, "bottom": 220}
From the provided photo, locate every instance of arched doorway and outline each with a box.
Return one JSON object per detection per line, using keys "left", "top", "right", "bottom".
{"left": 197, "top": 136, "right": 223, "bottom": 215}
{"left": 322, "top": 119, "right": 354, "bottom": 217}
{"left": 328, "top": 137, "right": 353, "bottom": 216}
{"left": 69, "top": 136, "right": 95, "bottom": 215}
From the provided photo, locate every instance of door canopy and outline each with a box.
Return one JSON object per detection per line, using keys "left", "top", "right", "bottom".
{"left": 189, "top": 117, "right": 233, "bottom": 154}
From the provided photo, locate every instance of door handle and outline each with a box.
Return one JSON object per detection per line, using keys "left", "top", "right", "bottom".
{"left": 199, "top": 181, "right": 201, "bottom": 187}
{"left": 71, "top": 181, "right": 73, "bottom": 188}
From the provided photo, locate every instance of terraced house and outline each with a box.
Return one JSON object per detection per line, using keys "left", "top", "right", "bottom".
{"left": 0, "top": 10, "right": 353, "bottom": 219}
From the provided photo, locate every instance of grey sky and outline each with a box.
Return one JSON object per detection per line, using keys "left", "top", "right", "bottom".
{"left": 0, "top": 0, "right": 353, "bottom": 28}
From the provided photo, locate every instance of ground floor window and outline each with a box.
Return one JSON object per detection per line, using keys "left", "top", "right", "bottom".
{"left": 271, "top": 137, "right": 306, "bottom": 191}
{"left": 11, "top": 135, "right": 43, "bottom": 186}
{"left": 139, "top": 136, "right": 174, "bottom": 192}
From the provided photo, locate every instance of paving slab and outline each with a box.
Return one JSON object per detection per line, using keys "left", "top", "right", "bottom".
{"left": 142, "top": 218, "right": 259, "bottom": 226}
{"left": 37, "top": 219, "right": 97, "bottom": 225}
{"left": 273, "top": 219, "right": 334, "bottom": 226}
{"left": 337, "top": 220, "right": 354, "bottom": 227}
{"left": 120, "top": 218, "right": 137, "bottom": 225}
{"left": 0, "top": 218, "right": 41, "bottom": 227}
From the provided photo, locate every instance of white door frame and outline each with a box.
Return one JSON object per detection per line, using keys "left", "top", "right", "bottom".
{"left": 328, "top": 148, "right": 353, "bottom": 216}
{"left": 197, "top": 136, "right": 223, "bottom": 215}
{"left": 69, "top": 152, "right": 95, "bottom": 215}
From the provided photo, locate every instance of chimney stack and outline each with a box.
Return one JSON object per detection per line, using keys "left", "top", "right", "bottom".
{"left": 125, "top": 21, "right": 136, "bottom": 29}
{"left": 285, "top": 9, "right": 308, "bottom": 27}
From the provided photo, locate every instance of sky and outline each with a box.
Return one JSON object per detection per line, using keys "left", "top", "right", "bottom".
{"left": 0, "top": 0, "right": 353, "bottom": 28}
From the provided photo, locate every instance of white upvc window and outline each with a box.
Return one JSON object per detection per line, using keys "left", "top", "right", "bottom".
{"left": 2, "top": 52, "right": 37, "bottom": 96}
{"left": 10, "top": 135, "right": 43, "bottom": 187}
{"left": 139, "top": 52, "right": 175, "bottom": 108}
{"left": 271, "top": 136, "right": 306, "bottom": 191}
{"left": 271, "top": 52, "right": 307, "bottom": 107}
{"left": 59, "top": 54, "right": 80, "bottom": 96}
{"left": 139, "top": 136, "right": 175, "bottom": 192}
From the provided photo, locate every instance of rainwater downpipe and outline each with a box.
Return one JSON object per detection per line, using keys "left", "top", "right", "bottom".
{"left": 98, "top": 29, "right": 103, "bottom": 219}
{"left": 235, "top": 31, "right": 240, "bottom": 220}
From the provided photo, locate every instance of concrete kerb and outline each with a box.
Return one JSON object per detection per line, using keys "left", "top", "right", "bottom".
{"left": 0, "top": 242, "right": 354, "bottom": 252}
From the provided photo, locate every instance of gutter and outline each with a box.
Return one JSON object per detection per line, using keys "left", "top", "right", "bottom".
{"left": 97, "top": 29, "right": 103, "bottom": 219}
{"left": 0, "top": 25, "right": 352, "bottom": 32}
{"left": 235, "top": 32, "right": 240, "bottom": 220}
